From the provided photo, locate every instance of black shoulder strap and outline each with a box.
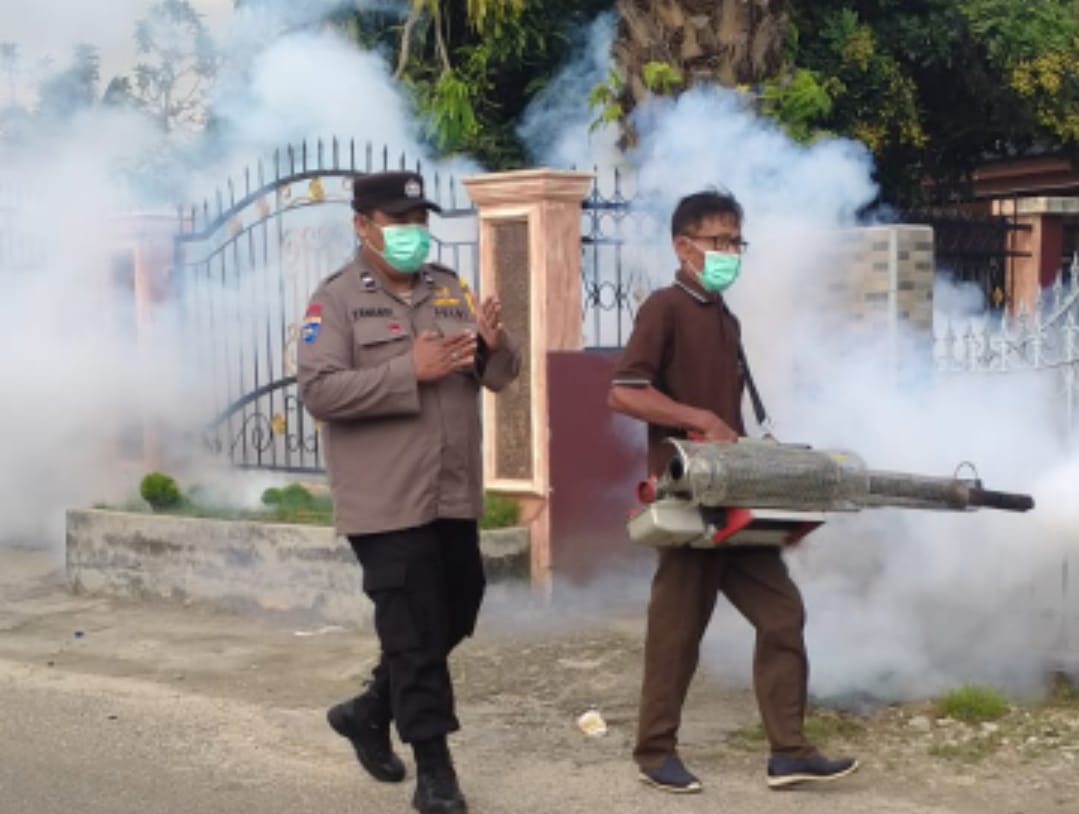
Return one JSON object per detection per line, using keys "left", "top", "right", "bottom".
{"left": 737, "top": 343, "right": 770, "bottom": 429}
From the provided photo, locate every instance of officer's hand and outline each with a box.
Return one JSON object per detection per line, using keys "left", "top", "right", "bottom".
{"left": 477, "top": 295, "right": 503, "bottom": 351}
{"left": 413, "top": 331, "right": 476, "bottom": 382}
{"left": 442, "top": 331, "right": 477, "bottom": 373}
{"left": 699, "top": 412, "right": 739, "bottom": 443}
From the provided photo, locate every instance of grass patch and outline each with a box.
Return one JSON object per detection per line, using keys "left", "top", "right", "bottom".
{"left": 479, "top": 492, "right": 520, "bottom": 530}
{"left": 1045, "top": 673, "right": 1079, "bottom": 708}
{"left": 927, "top": 735, "right": 1003, "bottom": 763}
{"left": 804, "top": 712, "right": 867, "bottom": 742}
{"left": 98, "top": 476, "right": 522, "bottom": 530}
{"left": 728, "top": 712, "right": 865, "bottom": 752}
{"left": 729, "top": 722, "right": 767, "bottom": 750}
{"left": 934, "top": 685, "right": 1010, "bottom": 724}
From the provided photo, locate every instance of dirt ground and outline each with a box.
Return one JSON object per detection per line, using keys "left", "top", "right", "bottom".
{"left": 1, "top": 547, "right": 1077, "bottom": 814}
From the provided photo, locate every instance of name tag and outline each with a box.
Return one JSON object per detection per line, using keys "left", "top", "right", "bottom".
{"left": 353, "top": 307, "right": 394, "bottom": 319}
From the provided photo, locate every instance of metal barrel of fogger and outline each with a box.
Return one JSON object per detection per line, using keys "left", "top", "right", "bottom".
{"left": 661, "top": 440, "right": 1035, "bottom": 513}
{"left": 863, "top": 472, "right": 1035, "bottom": 512}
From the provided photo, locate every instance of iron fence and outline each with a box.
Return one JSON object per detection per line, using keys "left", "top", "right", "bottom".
{"left": 935, "top": 254, "right": 1079, "bottom": 435}
{"left": 899, "top": 207, "right": 1031, "bottom": 311}
{"left": 580, "top": 168, "right": 659, "bottom": 349}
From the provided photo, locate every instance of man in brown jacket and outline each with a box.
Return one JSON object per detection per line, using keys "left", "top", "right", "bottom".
{"left": 608, "top": 189, "right": 858, "bottom": 793}
{"left": 298, "top": 170, "right": 520, "bottom": 814}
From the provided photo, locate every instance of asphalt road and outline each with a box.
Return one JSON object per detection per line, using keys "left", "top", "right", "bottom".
{"left": 1, "top": 547, "right": 1073, "bottom": 814}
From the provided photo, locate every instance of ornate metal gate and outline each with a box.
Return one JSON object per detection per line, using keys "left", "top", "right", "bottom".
{"left": 174, "top": 139, "right": 478, "bottom": 473}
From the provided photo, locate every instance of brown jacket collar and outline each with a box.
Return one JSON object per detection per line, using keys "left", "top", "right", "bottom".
{"left": 675, "top": 267, "right": 723, "bottom": 306}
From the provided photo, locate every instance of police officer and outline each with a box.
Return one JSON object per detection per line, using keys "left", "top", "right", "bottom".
{"left": 298, "top": 170, "right": 520, "bottom": 814}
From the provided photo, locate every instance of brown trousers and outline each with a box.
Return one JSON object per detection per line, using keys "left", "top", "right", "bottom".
{"left": 634, "top": 546, "right": 816, "bottom": 768}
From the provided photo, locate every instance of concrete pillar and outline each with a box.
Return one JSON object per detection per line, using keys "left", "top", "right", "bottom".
{"left": 1010, "top": 197, "right": 1079, "bottom": 310}
{"left": 462, "top": 170, "right": 594, "bottom": 589}
{"left": 107, "top": 213, "right": 179, "bottom": 469}
{"left": 826, "top": 225, "right": 935, "bottom": 340}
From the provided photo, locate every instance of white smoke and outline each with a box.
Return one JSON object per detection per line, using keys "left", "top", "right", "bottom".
{"left": 520, "top": 13, "right": 1079, "bottom": 700}
{"left": 0, "top": 3, "right": 477, "bottom": 547}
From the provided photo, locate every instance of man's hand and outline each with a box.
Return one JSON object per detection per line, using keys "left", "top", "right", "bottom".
{"left": 412, "top": 331, "right": 477, "bottom": 382}
{"left": 697, "top": 411, "right": 739, "bottom": 443}
{"left": 476, "top": 295, "right": 503, "bottom": 351}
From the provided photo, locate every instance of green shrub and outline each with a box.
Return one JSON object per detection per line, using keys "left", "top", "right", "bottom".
{"left": 480, "top": 493, "right": 520, "bottom": 530}
{"left": 260, "top": 487, "right": 284, "bottom": 506}
{"left": 260, "top": 482, "right": 333, "bottom": 525}
{"left": 935, "top": 685, "right": 1010, "bottom": 723}
{"left": 140, "top": 472, "right": 182, "bottom": 512}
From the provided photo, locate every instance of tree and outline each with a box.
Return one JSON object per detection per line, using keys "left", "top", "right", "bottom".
{"left": 36, "top": 44, "right": 101, "bottom": 121}
{"left": 129, "top": 0, "right": 219, "bottom": 131}
{"left": 755, "top": 0, "right": 1079, "bottom": 204}
{"left": 335, "top": 0, "right": 612, "bottom": 166}
{"left": 606, "top": 0, "right": 789, "bottom": 143}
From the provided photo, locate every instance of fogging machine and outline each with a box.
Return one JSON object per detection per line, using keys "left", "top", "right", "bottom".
{"left": 628, "top": 438, "right": 1035, "bottom": 549}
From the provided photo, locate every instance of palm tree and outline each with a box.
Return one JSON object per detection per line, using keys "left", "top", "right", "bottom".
{"left": 611, "top": 0, "right": 789, "bottom": 140}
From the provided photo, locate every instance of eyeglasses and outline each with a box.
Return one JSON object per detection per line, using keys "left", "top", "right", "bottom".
{"left": 683, "top": 233, "right": 749, "bottom": 254}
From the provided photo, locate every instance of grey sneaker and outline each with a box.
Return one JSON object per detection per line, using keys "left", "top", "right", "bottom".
{"left": 637, "top": 754, "right": 702, "bottom": 793}
{"left": 766, "top": 754, "right": 860, "bottom": 789}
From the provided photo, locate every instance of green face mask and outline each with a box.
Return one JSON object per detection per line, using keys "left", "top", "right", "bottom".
{"left": 699, "top": 251, "right": 741, "bottom": 293}
{"left": 379, "top": 224, "right": 431, "bottom": 273}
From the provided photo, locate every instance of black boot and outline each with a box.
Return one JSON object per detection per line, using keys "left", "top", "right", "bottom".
{"left": 326, "top": 684, "right": 406, "bottom": 783}
{"left": 411, "top": 736, "right": 467, "bottom": 814}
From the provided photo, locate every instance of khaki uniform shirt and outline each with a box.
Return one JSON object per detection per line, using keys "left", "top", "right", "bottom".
{"left": 611, "top": 269, "right": 746, "bottom": 475}
{"left": 298, "top": 255, "right": 521, "bottom": 536}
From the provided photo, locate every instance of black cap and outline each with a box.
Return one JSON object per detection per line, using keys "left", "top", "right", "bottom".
{"left": 351, "top": 171, "right": 442, "bottom": 215}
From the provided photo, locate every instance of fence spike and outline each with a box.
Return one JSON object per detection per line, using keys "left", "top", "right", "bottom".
{"left": 244, "top": 166, "right": 251, "bottom": 197}
{"left": 349, "top": 138, "right": 356, "bottom": 171}
{"left": 382, "top": 145, "right": 388, "bottom": 171}
{"left": 332, "top": 136, "right": 339, "bottom": 169}
{"left": 302, "top": 139, "right": 308, "bottom": 172}
{"left": 257, "top": 158, "right": 265, "bottom": 188}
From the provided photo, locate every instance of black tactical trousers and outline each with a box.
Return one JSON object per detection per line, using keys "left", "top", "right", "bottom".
{"left": 348, "top": 519, "right": 486, "bottom": 744}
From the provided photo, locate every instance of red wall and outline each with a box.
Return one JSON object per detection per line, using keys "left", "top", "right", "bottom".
{"left": 547, "top": 350, "right": 652, "bottom": 584}
{"left": 1041, "top": 217, "right": 1065, "bottom": 286}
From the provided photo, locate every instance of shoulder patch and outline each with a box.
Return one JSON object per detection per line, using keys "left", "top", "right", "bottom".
{"left": 301, "top": 303, "right": 323, "bottom": 344}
